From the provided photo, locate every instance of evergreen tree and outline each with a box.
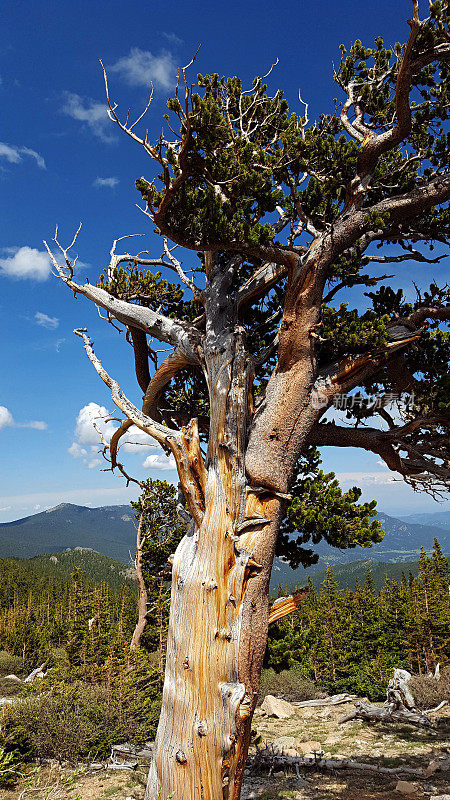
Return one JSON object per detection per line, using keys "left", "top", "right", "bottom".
{"left": 45, "top": 5, "right": 450, "bottom": 797}
{"left": 130, "top": 478, "right": 186, "bottom": 661}
{"left": 266, "top": 541, "right": 449, "bottom": 698}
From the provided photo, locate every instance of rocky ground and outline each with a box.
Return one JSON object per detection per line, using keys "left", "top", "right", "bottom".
{"left": 2, "top": 700, "right": 449, "bottom": 800}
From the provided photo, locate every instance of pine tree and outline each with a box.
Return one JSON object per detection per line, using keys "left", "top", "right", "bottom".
{"left": 66, "top": 569, "right": 88, "bottom": 669}
{"left": 46, "top": 6, "right": 450, "bottom": 797}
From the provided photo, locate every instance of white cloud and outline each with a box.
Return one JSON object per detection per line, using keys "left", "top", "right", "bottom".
{"left": 335, "top": 471, "right": 398, "bottom": 487}
{"left": 93, "top": 176, "right": 119, "bottom": 189}
{"left": 143, "top": 452, "right": 177, "bottom": 471}
{"left": 61, "top": 93, "right": 114, "bottom": 142}
{"left": 19, "top": 420, "right": 48, "bottom": 430}
{"left": 68, "top": 441, "right": 87, "bottom": 458}
{"left": 110, "top": 47, "right": 176, "bottom": 89}
{"left": 0, "top": 142, "right": 21, "bottom": 163}
{"left": 69, "top": 401, "right": 173, "bottom": 471}
{"left": 73, "top": 402, "right": 118, "bottom": 448}
{"left": 69, "top": 402, "right": 149, "bottom": 465}
{"left": 35, "top": 311, "right": 59, "bottom": 330}
{"left": 122, "top": 427, "right": 155, "bottom": 453}
{"left": 88, "top": 458, "right": 102, "bottom": 469}
{"left": 0, "top": 405, "right": 47, "bottom": 431}
{"left": 161, "top": 32, "right": 183, "bottom": 46}
{"left": 20, "top": 147, "right": 46, "bottom": 169}
{"left": 0, "top": 406, "right": 13, "bottom": 429}
{"left": 0, "top": 246, "right": 52, "bottom": 281}
{"left": 0, "top": 506, "right": 12, "bottom": 512}
{"left": 0, "top": 142, "right": 46, "bottom": 169}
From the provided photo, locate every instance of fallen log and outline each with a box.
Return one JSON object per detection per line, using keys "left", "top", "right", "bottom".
{"left": 292, "top": 693, "right": 358, "bottom": 708}
{"left": 425, "top": 700, "right": 447, "bottom": 714}
{"left": 252, "top": 749, "right": 424, "bottom": 777}
{"left": 338, "top": 700, "right": 432, "bottom": 728}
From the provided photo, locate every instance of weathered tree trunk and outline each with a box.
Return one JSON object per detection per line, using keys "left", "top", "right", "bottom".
{"left": 145, "top": 261, "right": 288, "bottom": 800}
{"left": 130, "top": 514, "right": 148, "bottom": 650}
{"left": 145, "top": 475, "right": 282, "bottom": 800}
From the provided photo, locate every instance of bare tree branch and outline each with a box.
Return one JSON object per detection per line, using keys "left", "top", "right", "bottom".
{"left": 44, "top": 231, "right": 202, "bottom": 362}
{"left": 74, "top": 328, "right": 207, "bottom": 525}
{"left": 107, "top": 233, "right": 168, "bottom": 279}
{"left": 237, "top": 261, "right": 288, "bottom": 310}
{"left": 74, "top": 328, "right": 179, "bottom": 446}
{"left": 163, "top": 238, "right": 204, "bottom": 301}
{"left": 308, "top": 420, "right": 450, "bottom": 492}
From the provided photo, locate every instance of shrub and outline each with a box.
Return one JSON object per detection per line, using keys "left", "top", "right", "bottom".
{"left": 410, "top": 666, "right": 450, "bottom": 710}
{"left": 324, "top": 670, "right": 386, "bottom": 702}
{"left": 1, "top": 650, "right": 162, "bottom": 763}
{"left": 2, "top": 684, "right": 114, "bottom": 762}
{"left": 0, "top": 651, "right": 24, "bottom": 678}
{"left": 258, "top": 666, "right": 323, "bottom": 703}
{"left": 0, "top": 677, "right": 23, "bottom": 697}
{"left": 0, "top": 745, "right": 22, "bottom": 789}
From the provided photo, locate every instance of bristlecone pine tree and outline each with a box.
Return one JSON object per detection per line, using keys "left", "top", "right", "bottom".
{"left": 45, "top": 3, "right": 450, "bottom": 798}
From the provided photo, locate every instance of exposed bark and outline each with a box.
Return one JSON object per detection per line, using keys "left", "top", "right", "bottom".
{"left": 268, "top": 588, "right": 309, "bottom": 625}
{"left": 144, "top": 259, "right": 291, "bottom": 800}
{"left": 129, "top": 327, "right": 151, "bottom": 394}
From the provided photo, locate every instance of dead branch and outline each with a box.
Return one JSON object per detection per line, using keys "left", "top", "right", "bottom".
{"left": 338, "top": 699, "right": 432, "bottom": 728}
{"left": 252, "top": 748, "right": 425, "bottom": 777}
{"left": 44, "top": 229, "right": 202, "bottom": 362}
{"left": 74, "top": 328, "right": 206, "bottom": 525}
{"left": 268, "top": 587, "right": 309, "bottom": 625}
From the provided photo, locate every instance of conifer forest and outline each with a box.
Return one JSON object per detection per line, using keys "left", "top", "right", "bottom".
{"left": 0, "top": 532, "right": 449, "bottom": 705}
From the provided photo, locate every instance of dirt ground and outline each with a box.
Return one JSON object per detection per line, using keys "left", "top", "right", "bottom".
{"left": 2, "top": 702, "right": 449, "bottom": 800}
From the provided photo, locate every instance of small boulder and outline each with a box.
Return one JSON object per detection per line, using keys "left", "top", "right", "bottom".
{"left": 430, "top": 796, "right": 450, "bottom": 800}
{"left": 425, "top": 759, "right": 441, "bottom": 777}
{"left": 260, "top": 695, "right": 296, "bottom": 719}
{"left": 270, "top": 736, "right": 296, "bottom": 755}
{"left": 395, "top": 780, "right": 419, "bottom": 795}
{"left": 295, "top": 740, "right": 322, "bottom": 755}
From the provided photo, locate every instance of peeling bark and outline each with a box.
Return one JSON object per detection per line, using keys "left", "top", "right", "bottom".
{"left": 145, "top": 262, "right": 289, "bottom": 800}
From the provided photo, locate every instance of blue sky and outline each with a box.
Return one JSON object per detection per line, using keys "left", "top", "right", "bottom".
{"left": 0, "top": 0, "right": 448, "bottom": 523}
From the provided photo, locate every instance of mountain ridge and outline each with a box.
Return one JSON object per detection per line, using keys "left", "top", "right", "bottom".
{"left": 0, "top": 503, "right": 447, "bottom": 568}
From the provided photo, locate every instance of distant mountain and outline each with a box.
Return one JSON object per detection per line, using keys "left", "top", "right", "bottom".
{"left": 398, "top": 510, "right": 450, "bottom": 530}
{"left": 309, "top": 511, "right": 449, "bottom": 564}
{"left": 0, "top": 503, "right": 137, "bottom": 562}
{"left": 0, "top": 503, "right": 447, "bottom": 569}
{"left": 27, "top": 549, "right": 136, "bottom": 591}
{"left": 0, "top": 550, "right": 137, "bottom": 610}
{"left": 269, "top": 557, "right": 423, "bottom": 593}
